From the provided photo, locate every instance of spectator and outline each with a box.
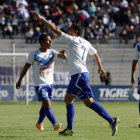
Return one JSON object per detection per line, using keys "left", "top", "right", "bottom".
{"left": 119, "top": 25, "right": 129, "bottom": 44}
{"left": 0, "top": 14, "right": 5, "bottom": 34}
{"left": 100, "top": 71, "right": 111, "bottom": 85}
{"left": 12, "top": 15, "right": 18, "bottom": 35}
{"left": 17, "top": 3, "right": 29, "bottom": 21}
{"left": 33, "top": 27, "right": 41, "bottom": 43}
{"left": 104, "top": 71, "right": 111, "bottom": 85}
{"left": 103, "top": 28, "right": 109, "bottom": 42}
{"left": 85, "top": 27, "right": 94, "bottom": 40}
{"left": 102, "top": 14, "right": 110, "bottom": 28}
{"left": 0, "top": 0, "right": 139, "bottom": 44}
{"left": 100, "top": 73, "right": 105, "bottom": 85}
{"left": 108, "top": 19, "right": 116, "bottom": 37}
{"left": 25, "top": 26, "right": 34, "bottom": 43}
{"left": 3, "top": 23, "right": 13, "bottom": 39}
{"left": 87, "top": 2, "right": 96, "bottom": 17}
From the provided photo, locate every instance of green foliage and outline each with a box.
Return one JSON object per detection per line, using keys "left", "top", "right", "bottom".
{"left": 0, "top": 102, "right": 140, "bottom": 140}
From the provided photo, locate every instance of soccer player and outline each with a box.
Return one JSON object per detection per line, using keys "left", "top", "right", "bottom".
{"left": 16, "top": 33, "right": 67, "bottom": 131}
{"left": 131, "top": 42, "right": 140, "bottom": 127}
{"left": 33, "top": 12, "right": 119, "bottom": 136}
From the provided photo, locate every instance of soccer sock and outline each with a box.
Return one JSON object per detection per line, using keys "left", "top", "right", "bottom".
{"left": 45, "top": 107, "right": 57, "bottom": 125}
{"left": 139, "top": 102, "right": 140, "bottom": 115}
{"left": 90, "top": 102, "right": 114, "bottom": 123}
{"left": 38, "top": 107, "right": 46, "bottom": 124}
{"left": 66, "top": 103, "right": 75, "bottom": 130}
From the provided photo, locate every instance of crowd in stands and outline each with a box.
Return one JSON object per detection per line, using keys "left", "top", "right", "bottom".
{"left": 0, "top": 0, "right": 140, "bottom": 44}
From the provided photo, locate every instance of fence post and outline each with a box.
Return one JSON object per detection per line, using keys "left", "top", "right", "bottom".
{"left": 12, "top": 41, "right": 16, "bottom": 101}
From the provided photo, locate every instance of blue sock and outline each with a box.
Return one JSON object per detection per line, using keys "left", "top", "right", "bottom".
{"left": 90, "top": 102, "right": 114, "bottom": 123}
{"left": 66, "top": 103, "right": 75, "bottom": 130}
{"left": 46, "top": 107, "right": 57, "bottom": 125}
{"left": 139, "top": 102, "right": 140, "bottom": 115}
{"left": 38, "top": 107, "right": 46, "bottom": 124}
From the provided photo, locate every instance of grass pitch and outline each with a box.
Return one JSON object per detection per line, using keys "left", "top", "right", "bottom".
{"left": 0, "top": 101, "right": 140, "bottom": 140}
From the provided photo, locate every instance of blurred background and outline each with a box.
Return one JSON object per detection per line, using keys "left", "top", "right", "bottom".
{"left": 0, "top": 0, "right": 140, "bottom": 102}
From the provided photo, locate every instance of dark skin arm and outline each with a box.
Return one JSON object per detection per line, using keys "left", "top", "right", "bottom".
{"left": 16, "top": 63, "right": 31, "bottom": 89}
{"left": 131, "top": 60, "right": 138, "bottom": 87}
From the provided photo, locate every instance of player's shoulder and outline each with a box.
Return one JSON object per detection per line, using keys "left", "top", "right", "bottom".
{"left": 49, "top": 49, "right": 58, "bottom": 56}
{"left": 136, "top": 42, "right": 140, "bottom": 52}
{"left": 30, "top": 49, "right": 39, "bottom": 55}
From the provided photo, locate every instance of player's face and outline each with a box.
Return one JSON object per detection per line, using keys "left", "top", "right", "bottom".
{"left": 44, "top": 36, "right": 52, "bottom": 49}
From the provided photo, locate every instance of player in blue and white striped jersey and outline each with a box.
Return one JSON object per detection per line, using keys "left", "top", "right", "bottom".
{"left": 16, "top": 33, "right": 67, "bottom": 131}
{"left": 33, "top": 12, "right": 119, "bottom": 136}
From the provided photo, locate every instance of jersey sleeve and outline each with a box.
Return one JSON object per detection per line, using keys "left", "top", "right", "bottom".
{"left": 60, "top": 32, "right": 75, "bottom": 45}
{"left": 88, "top": 42, "right": 97, "bottom": 55}
{"left": 51, "top": 49, "right": 59, "bottom": 57}
{"left": 134, "top": 43, "right": 140, "bottom": 60}
{"left": 26, "top": 52, "right": 34, "bottom": 64}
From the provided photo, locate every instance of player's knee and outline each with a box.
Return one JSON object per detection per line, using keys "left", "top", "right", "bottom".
{"left": 84, "top": 102, "right": 91, "bottom": 107}
{"left": 64, "top": 97, "right": 71, "bottom": 105}
{"left": 64, "top": 94, "right": 75, "bottom": 105}
{"left": 83, "top": 97, "right": 94, "bottom": 107}
{"left": 42, "top": 100, "right": 51, "bottom": 108}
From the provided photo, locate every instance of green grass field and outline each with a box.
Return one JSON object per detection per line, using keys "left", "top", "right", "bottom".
{"left": 0, "top": 101, "right": 140, "bottom": 140}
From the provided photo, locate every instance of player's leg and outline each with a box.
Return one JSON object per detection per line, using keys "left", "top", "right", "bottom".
{"left": 35, "top": 86, "right": 46, "bottom": 130}
{"left": 75, "top": 72, "right": 119, "bottom": 136}
{"left": 137, "top": 77, "right": 140, "bottom": 127}
{"left": 65, "top": 93, "right": 76, "bottom": 130}
{"left": 36, "top": 101, "right": 46, "bottom": 130}
{"left": 83, "top": 97, "right": 114, "bottom": 123}
{"left": 36, "top": 85, "right": 61, "bottom": 130}
{"left": 42, "top": 99, "right": 61, "bottom": 130}
{"left": 59, "top": 93, "right": 76, "bottom": 135}
{"left": 83, "top": 97, "right": 119, "bottom": 136}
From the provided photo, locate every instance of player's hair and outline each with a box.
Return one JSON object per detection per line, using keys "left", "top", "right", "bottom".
{"left": 71, "top": 24, "right": 83, "bottom": 36}
{"left": 39, "top": 33, "right": 50, "bottom": 44}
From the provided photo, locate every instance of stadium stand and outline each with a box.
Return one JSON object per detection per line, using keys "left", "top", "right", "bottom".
{"left": 0, "top": 31, "right": 137, "bottom": 85}
{"left": 0, "top": 0, "right": 139, "bottom": 85}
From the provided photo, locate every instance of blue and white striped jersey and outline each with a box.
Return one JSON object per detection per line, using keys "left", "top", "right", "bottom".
{"left": 26, "top": 49, "right": 58, "bottom": 86}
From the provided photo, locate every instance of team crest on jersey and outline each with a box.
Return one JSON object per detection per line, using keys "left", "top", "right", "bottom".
{"left": 79, "top": 40, "right": 82, "bottom": 43}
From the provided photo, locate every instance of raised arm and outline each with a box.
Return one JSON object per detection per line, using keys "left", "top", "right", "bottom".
{"left": 33, "top": 12, "right": 62, "bottom": 37}
{"left": 131, "top": 60, "right": 138, "bottom": 87}
{"left": 16, "top": 63, "right": 31, "bottom": 89}
{"left": 93, "top": 53, "right": 105, "bottom": 76}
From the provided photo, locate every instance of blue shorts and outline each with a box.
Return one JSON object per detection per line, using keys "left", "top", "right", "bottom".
{"left": 35, "top": 84, "right": 53, "bottom": 101}
{"left": 67, "top": 72, "right": 94, "bottom": 100}
{"left": 138, "top": 78, "right": 140, "bottom": 94}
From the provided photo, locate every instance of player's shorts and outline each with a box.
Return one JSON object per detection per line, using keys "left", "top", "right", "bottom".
{"left": 138, "top": 77, "right": 140, "bottom": 94}
{"left": 35, "top": 84, "right": 53, "bottom": 101}
{"left": 67, "top": 72, "right": 94, "bottom": 100}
